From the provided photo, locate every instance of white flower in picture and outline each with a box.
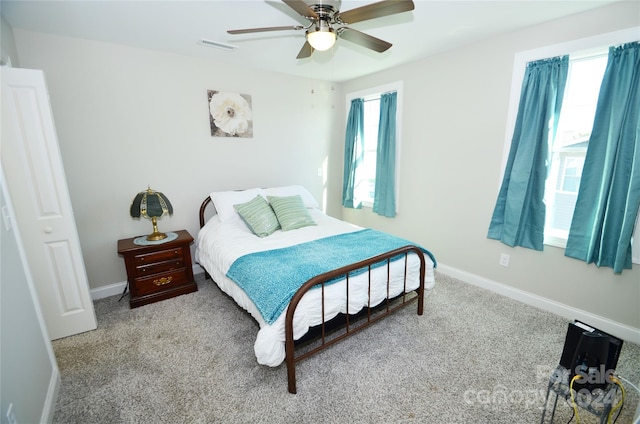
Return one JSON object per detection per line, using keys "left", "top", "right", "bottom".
{"left": 208, "top": 90, "right": 253, "bottom": 137}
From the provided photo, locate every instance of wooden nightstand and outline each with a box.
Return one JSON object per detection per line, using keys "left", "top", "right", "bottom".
{"left": 117, "top": 229, "right": 197, "bottom": 308}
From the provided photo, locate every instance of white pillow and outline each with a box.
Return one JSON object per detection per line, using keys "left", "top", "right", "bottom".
{"left": 210, "top": 188, "right": 264, "bottom": 223}
{"left": 263, "top": 185, "right": 319, "bottom": 209}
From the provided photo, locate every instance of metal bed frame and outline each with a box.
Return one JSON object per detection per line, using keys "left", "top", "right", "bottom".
{"left": 199, "top": 196, "right": 427, "bottom": 393}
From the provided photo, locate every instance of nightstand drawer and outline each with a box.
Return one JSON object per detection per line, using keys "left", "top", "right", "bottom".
{"left": 134, "top": 268, "right": 189, "bottom": 296}
{"left": 135, "top": 257, "right": 184, "bottom": 276}
{"left": 134, "top": 247, "right": 182, "bottom": 265}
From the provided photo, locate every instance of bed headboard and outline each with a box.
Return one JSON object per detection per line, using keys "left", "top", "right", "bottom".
{"left": 199, "top": 196, "right": 213, "bottom": 228}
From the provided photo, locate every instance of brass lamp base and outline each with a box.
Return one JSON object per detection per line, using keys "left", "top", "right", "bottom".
{"left": 146, "top": 216, "right": 167, "bottom": 241}
{"left": 146, "top": 231, "right": 168, "bottom": 241}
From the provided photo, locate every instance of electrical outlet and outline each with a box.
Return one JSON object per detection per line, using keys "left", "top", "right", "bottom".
{"left": 1, "top": 205, "right": 12, "bottom": 231}
{"left": 6, "top": 402, "right": 17, "bottom": 424}
{"left": 499, "top": 253, "right": 510, "bottom": 267}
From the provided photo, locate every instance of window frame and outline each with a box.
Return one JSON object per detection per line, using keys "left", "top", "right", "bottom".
{"left": 501, "top": 27, "right": 640, "bottom": 263}
{"left": 345, "top": 81, "right": 403, "bottom": 211}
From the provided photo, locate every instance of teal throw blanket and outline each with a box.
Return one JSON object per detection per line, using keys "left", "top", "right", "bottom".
{"left": 226, "top": 229, "right": 436, "bottom": 324}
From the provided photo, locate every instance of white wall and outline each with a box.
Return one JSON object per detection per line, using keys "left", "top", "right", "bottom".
{"left": 1, "top": 171, "right": 60, "bottom": 424}
{"left": 340, "top": 1, "right": 640, "bottom": 335}
{"left": 12, "top": 30, "right": 342, "bottom": 293}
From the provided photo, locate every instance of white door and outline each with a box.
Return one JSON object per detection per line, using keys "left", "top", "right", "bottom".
{"left": 1, "top": 67, "right": 97, "bottom": 339}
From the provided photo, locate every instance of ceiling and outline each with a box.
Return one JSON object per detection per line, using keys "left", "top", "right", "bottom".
{"left": 0, "top": 0, "right": 620, "bottom": 82}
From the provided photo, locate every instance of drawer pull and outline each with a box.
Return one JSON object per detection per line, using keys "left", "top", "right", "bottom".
{"left": 152, "top": 276, "right": 173, "bottom": 286}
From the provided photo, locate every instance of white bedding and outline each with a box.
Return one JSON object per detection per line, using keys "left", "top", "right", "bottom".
{"left": 195, "top": 208, "right": 435, "bottom": 367}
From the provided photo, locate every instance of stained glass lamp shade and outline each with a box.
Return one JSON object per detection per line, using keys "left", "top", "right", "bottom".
{"left": 130, "top": 187, "right": 173, "bottom": 241}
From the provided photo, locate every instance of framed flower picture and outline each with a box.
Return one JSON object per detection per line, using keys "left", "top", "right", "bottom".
{"left": 207, "top": 90, "right": 253, "bottom": 138}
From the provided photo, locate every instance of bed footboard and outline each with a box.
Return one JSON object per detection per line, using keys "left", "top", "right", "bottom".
{"left": 284, "top": 245, "right": 426, "bottom": 394}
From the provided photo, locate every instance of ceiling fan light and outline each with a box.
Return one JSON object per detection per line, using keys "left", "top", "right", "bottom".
{"left": 307, "top": 29, "right": 336, "bottom": 51}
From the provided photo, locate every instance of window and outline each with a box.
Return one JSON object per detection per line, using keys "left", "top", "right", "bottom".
{"left": 354, "top": 96, "right": 380, "bottom": 205}
{"left": 346, "top": 81, "right": 403, "bottom": 209}
{"left": 544, "top": 54, "right": 606, "bottom": 246}
{"left": 502, "top": 28, "right": 639, "bottom": 264}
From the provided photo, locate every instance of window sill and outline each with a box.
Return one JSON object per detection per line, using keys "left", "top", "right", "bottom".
{"left": 544, "top": 231, "right": 568, "bottom": 249}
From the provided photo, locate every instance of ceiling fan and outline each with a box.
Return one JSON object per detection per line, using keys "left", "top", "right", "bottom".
{"left": 227, "top": 0, "right": 415, "bottom": 59}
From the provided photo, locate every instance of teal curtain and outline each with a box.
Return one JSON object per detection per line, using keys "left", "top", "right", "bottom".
{"left": 373, "top": 92, "right": 397, "bottom": 217}
{"left": 342, "top": 98, "right": 364, "bottom": 209}
{"left": 565, "top": 42, "right": 640, "bottom": 274}
{"left": 487, "top": 56, "right": 569, "bottom": 250}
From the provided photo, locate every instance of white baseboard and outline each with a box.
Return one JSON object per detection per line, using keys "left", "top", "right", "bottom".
{"left": 42, "top": 367, "right": 60, "bottom": 424}
{"left": 92, "top": 262, "right": 639, "bottom": 343}
{"left": 193, "top": 265, "right": 205, "bottom": 275}
{"left": 91, "top": 265, "right": 206, "bottom": 301}
{"left": 437, "top": 263, "right": 640, "bottom": 344}
{"left": 91, "top": 281, "right": 127, "bottom": 300}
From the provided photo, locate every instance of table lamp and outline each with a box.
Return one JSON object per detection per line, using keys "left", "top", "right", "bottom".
{"left": 130, "top": 187, "right": 173, "bottom": 241}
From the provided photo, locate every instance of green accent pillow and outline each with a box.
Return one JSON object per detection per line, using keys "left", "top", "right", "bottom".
{"left": 268, "top": 195, "right": 316, "bottom": 231}
{"left": 233, "top": 195, "right": 280, "bottom": 237}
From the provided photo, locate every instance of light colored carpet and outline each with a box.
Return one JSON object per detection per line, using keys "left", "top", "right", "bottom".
{"left": 52, "top": 272, "right": 639, "bottom": 423}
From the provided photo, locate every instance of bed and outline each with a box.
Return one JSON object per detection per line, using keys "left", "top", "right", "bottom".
{"left": 195, "top": 186, "right": 436, "bottom": 393}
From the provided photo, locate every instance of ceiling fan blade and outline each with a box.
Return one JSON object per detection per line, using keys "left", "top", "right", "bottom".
{"left": 283, "top": 0, "right": 318, "bottom": 19}
{"left": 337, "top": 0, "right": 415, "bottom": 25}
{"left": 338, "top": 28, "right": 392, "bottom": 52}
{"left": 296, "top": 41, "right": 314, "bottom": 59}
{"left": 227, "top": 25, "right": 303, "bottom": 35}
